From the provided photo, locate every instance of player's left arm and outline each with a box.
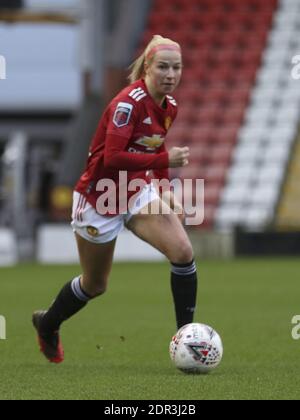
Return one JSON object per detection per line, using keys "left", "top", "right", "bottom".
{"left": 156, "top": 104, "right": 185, "bottom": 223}
{"left": 153, "top": 142, "right": 185, "bottom": 224}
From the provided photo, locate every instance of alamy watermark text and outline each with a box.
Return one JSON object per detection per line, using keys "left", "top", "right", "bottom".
{"left": 94, "top": 172, "right": 205, "bottom": 226}
{"left": 0, "top": 316, "right": 6, "bottom": 340}
{"left": 291, "top": 55, "right": 300, "bottom": 80}
{"left": 291, "top": 315, "right": 300, "bottom": 340}
{"left": 0, "top": 55, "right": 6, "bottom": 80}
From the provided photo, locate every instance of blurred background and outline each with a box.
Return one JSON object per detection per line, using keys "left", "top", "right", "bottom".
{"left": 0, "top": 0, "right": 300, "bottom": 265}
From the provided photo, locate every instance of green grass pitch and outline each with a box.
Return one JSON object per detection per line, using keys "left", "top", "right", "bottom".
{"left": 0, "top": 259, "right": 300, "bottom": 400}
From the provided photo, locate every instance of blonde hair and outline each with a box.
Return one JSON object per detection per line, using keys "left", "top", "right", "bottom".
{"left": 128, "top": 35, "right": 181, "bottom": 83}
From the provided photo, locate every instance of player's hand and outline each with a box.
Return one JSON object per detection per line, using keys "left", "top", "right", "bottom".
{"left": 168, "top": 147, "right": 190, "bottom": 168}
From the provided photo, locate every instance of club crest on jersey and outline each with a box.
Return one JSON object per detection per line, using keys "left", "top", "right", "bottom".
{"left": 113, "top": 102, "right": 133, "bottom": 128}
{"left": 135, "top": 135, "right": 165, "bottom": 151}
{"left": 165, "top": 117, "right": 173, "bottom": 130}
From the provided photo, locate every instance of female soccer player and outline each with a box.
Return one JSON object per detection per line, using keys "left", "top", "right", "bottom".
{"left": 33, "top": 35, "right": 198, "bottom": 364}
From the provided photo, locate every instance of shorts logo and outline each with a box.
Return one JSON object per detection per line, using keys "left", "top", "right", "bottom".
{"left": 113, "top": 102, "right": 133, "bottom": 128}
{"left": 87, "top": 226, "right": 100, "bottom": 237}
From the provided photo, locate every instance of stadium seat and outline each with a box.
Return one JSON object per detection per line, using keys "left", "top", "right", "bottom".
{"left": 221, "top": 183, "right": 251, "bottom": 205}
{"left": 233, "top": 143, "right": 262, "bottom": 163}
{"left": 243, "top": 206, "right": 274, "bottom": 229}
{"left": 188, "top": 144, "right": 211, "bottom": 164}
{"left": 246, "top": 107, "right": 274, "bottom": 125}
{"left": 238, "top": 126, "right": 270, "bottom": 143}
{"left": 213, "top": 125, "right": 240, "bottom": 144}
{"left": 255, "top": 164, "right": 285, "bottom": 184}
{"left": 248, "top": 184, "right": 279, "bottom": 207}
{"left": 204, "top": 184, "right": 222, "bottom": 206}
{"left": 189, "top": 125, "right": 215, "bottom": 144}
{"left": 209, "top": 144, "right": 233, "bottom": 165}
{"left": 260, "top": 142, "right": 291, "bottom": 164}
{"left": 215, "top": 204, "right": 244, "bottom": 229}
{"left": 220, "top": 107, "right": 245, "bottom": 126}
{"left": 227, "top": 163, "right": 256, "bottom": 183}
{"left": 204, "top": 165, "right": 228, "bottom": 184}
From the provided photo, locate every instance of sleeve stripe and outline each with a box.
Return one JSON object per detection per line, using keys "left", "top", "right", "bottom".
{"left": 129, "top": 88, "right": 147, "bottom": 102}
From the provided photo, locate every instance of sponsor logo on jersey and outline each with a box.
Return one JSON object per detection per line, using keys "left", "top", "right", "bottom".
{"left": 113, "top": 102, "right": 133, "bottom": 128}
{"left": 135, "top": 135, "right": 165, "bottom": 151}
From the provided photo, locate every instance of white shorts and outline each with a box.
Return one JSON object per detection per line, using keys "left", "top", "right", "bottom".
{"left": 71, "top": 183, "right": 160, "bottom": 244}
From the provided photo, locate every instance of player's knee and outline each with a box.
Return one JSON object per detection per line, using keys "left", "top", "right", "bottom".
{"left": 169, "top": 240, "right": 194, "bottom": 264}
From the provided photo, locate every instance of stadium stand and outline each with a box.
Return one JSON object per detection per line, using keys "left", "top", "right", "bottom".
{"left": 216, "top": 0, "right": 300, "bottom": 231}
{"left": 2, "top": 0, "right": 300, "bottom": 244}
{"left": 141, "top": 0, "right": 279, "bottom": 229}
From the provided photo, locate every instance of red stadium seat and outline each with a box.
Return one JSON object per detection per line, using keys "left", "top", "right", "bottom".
{"left": 168, "top": 123, "right": 191, "bottom": 146}
{"left": 213, "top": 125, "right": 240, "bottom": 145}
{"left": 188, "top": 144, "right": 211, "bottom": 164}
{"left": 235, "top": 50, "right": 262, "bottom": 68}
{"left": 204, "top": 165, "right": 228, "bottom": 184}
{"left": 176, "top": 85, "right": 203, "bottom": 106}
{"left": 183, "top": 48, "right": 211, "bottom": 67}
{"left": 176, "top": 104, "right": 195, "bottom": 125}
{"left": 189, "top": 126, "right": 214, "bottom": 144}
{"left": 219, "top": 107, "right": 245, "bottom": 126}
{"left": 181, "top": 67, "right": 209, "bottom": 84}
{"left": 226, "top": 88, "right": 250, "bottom": 108}
{"left": 199, "top": 90, "right": 227, "bottom": 107}
{"left": 209, "top": 144, "right": 234, "bottom": 165}
{"left": 230, "top": 68, "right": 258, "bottom": 85}
{"left": 207, "top": 66, "right": 233, "bottom": 85}
{"left": 179, "top": 165, "right": 205, "bottom": 181}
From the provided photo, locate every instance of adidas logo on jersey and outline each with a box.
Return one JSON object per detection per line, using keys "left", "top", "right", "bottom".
{"left": 143, "top": 117, "right": 152, "bottom": 125}
{"left": 129, "top": 87, "right": 147, "bottom": 102}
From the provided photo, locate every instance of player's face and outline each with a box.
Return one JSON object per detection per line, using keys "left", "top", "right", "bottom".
{"left": 146, "top": 50, "right": 183, "bottom": 98}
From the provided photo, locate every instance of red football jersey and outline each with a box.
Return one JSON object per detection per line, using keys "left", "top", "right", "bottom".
{"left": 75, "top": 79, "right": 178, "bottom": 214}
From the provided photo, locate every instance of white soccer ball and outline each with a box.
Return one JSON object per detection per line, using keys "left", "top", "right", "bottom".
{"left": 169, "top": 323, "right": 223, "bottom": 374}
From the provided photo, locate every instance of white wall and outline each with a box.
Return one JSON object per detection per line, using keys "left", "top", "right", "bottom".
{"left": 0, "top": 22, "right": 82, "bottom": 111}
{"left": 37, "top": 225, "right": 165, "bottom": 264}
{"left": 0, "top": 229, "right": 18, "bottom": 266}
{"left": 25, "top": 0, "right": 80, "bottom": 9}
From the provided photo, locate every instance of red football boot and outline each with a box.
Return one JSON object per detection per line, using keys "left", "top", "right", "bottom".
{"left": 32, "top": 311, "right": 64, "bottom": 364}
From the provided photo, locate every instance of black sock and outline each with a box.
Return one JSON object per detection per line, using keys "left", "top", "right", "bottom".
{"left": 40, "top": 277, "right": 91, "bottom": 334}
{"left": 171, "top": 260, "right": 198, "bottom": 330}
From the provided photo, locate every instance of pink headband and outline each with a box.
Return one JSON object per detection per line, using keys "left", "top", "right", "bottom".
{"left": 146, "top": 44, "right": 181, "bottom": 61}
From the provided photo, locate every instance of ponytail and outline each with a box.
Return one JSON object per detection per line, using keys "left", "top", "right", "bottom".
{"left": 128, "top": 52, "right": 146, "bottom": 84}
